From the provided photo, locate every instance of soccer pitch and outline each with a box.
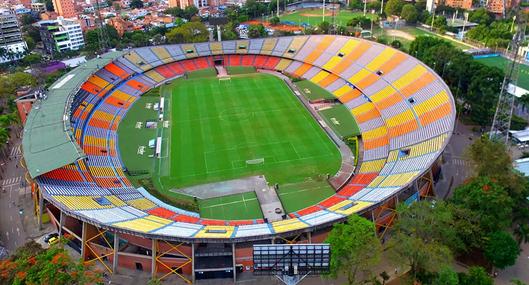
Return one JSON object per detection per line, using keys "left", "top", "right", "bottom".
{"left": 280, "top": 8, "right": 378, "bottom": 26}
{"left": 474, "top": 56, "right": 529, "bottom": 91}
{"left": 119, "top": 72, "right": 342, "bottom": 219}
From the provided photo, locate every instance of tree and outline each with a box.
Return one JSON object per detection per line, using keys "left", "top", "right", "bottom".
{"left": 317, "top": 21, "right": 331, "bottom": 34}
{"left": 0, "top": 241, "right": 103, "bottom": 284}
{"left": 166, "top": 21, "right": 208, "bottom": 43}
{"left": 346, "top": 16, "right": 371, "bottom": 29}
{"left": 367, "top": 0, "right": 381, "bottom": 11}
{"left": 452, "top": 176, "right": 513, "bottom": 233}
{"left": 129, "top": 0, "right": 143, "bottom": 8}
{"left": 183, "top": 5, "right": 198, "bottom": 20}
{"left": 20, "top": 14, "right": 36, "bottom": 26}
{"left": 129, "top": 30, "right": 150, "bottom": 47}
{"left": 400, "top": 4, "right": 418, "bottom": 23}
{"left": 433, "top": 266, "right": 459, "bottom": 285}
{"left": 24, "top": 36, "right": 36, "bottom": 51}
{"left": 459, "top": 267, "right": 493, "bottom": 285}
{"left": 349, "top": 0, "right": 363, "bottom": 9}
{"left": 269, "top": 16, "right": 280, "bottom": 25}
{"left": 45, "top": 0, "right": 54, "bottom": 11}
{"left": 248, "top": 24, "right": 266, "bottom": 38}
{"left": 469, "top": 8, "right": 493, "bottom": 25}
{"left": 388, "top": 201, "right": 454, "bottom": 281}
{"left": 384, "top": 0, "right": 405, "bottom": 16}
{"left": 22, "top": 53, "right": 41, "bottom": 65}
{"left": 484, "top": 231, "right": 520, "bottom": 269}
{"left": 326, "top": 215, "right": 382, "bottom": 285}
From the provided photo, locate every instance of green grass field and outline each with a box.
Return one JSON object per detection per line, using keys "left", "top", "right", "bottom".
{"left": 119, "top": 72, "right": 341, "bottom": 220}
{"left": 295, "top": 80, "right": 336, "bottom": 101}
{"left": 474, "top": 56, "right": 529, "bottom": 91}
{"left": 280, "top": 8, "right": 378, "bottom": 26}
{"left": 319, "top": 105, "right": 361, "bottom": 138}
{"left": 226, "top": 66, "right": 256, "bottom": 75}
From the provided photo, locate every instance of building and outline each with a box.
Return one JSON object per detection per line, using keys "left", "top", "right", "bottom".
{"left": 168, "top": 0, "right": 208, "bottom": 8}
{"left": 51, "top": 0, "right": 76, "bottom": 18}
{"left": 38, "top": 17, "right": 84, "bottom": 55}
{"left": 0, "top": 9, "right": 27, "bottom": 63}
{"left": 108, "top": 16, "right": 133, "bottom": 36}
{"left": 443, "top": 0, "right": 472, "bottom": 9}
{"left": 31, "top": 2, "right": 46, "bottom": 13}
{"left": 487, "top": 0, "right": 519, "bottom": 15}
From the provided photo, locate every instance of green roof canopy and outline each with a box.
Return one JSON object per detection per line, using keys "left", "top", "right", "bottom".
{"left": 23, "top": 51, "right": 123, "bottom": 178}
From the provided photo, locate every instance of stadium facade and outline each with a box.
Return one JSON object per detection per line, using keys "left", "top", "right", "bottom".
{"left": 22, "top": 35, "right": 455, "bottom": 282}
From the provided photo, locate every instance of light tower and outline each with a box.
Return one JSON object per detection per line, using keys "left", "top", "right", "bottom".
{"left": 489, "top": 8, "right": 526, "bottom": 144}
{"left": 94, "top": 0, "right": 110, "bottom": 53}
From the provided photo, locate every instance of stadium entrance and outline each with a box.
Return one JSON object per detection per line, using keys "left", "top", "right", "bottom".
{"left": 194, "top": 243, "right": 236, "bottom": 280}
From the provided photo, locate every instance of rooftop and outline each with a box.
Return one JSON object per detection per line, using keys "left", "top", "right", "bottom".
{"left": 22, "top": 51, "right": 123, "bottom": 178}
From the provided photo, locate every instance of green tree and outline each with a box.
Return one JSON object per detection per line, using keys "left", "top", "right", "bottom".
{"left": 326, "top": 215, "right": 382, "bottom": 285}
{"left": 183, "top": 5, "right": 198, "bottom": 20}
{"left": 318, "top": 21, "right": 331, "bottom": 34}
{"left": 484, "top": 231, "right": 520, "bottom": 269}
{"left": 22, "top": 53, "right": 41, "bottom": 65}
{"left": 129, "top": 0, "right": 143, "bottom": 8}
{"left": 129, "top": 30, "right": 150, "bottom": 47}
{"left": 400, "top": 4, "right": 418, "bottom": 23}
{"left": 20, "top": 14, "right": 36, "bottom": 26}
{"left": 433, "top": 266, "right": 459, "bottom": 285}
{"left": 367, "top": 0, "right": 381, "bottom": 11}
{"left": 468, "top": 8, "right": 493, "bottom": 25}
{"left": 459, "top": 267, "right": 493, "bottom": 285}
{"left": 269, "top": 16, "right": 280, "bottom": 25}
{"left": 349, "top": 0, "right": 363, "bottom": 10}
{"left": 388, "top": 201, "right": 454, "bottom": 281}
{"left": 452, "top": 176, "right": 513, "bottom": 233}
{"left": 384, "top": 0, "right": 405, "bottom": 16}
{"left": 45, "top": 0, "right": 54, "bottom": 11}
{"left": 166, "top": 21, "right": 208, "bottom": 43}
{"left": 346, "top": 16, "right": 371, "bottom": 29}
{"left": 24, "top": 36, "right": 36, "bottom": 51}
{"left": 248, "top": 24, "right": 266, "bottom": 38}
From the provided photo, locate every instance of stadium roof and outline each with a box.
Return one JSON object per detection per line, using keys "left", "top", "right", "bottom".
{"left": 22, "top": 51, "right": 123, "bottom": 178}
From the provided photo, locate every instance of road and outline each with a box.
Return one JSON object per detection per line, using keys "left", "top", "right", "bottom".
{"left": 0, "top": 129, "right": 49, "bottom": 251}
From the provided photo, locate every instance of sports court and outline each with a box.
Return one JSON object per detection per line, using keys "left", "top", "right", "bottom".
{"left": 118, "top": 71, "right": 342, "bottom": 219}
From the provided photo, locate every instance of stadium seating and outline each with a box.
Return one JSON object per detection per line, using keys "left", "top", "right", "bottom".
{"left": 34, "top": 35, "right": 455, "bottom": 240}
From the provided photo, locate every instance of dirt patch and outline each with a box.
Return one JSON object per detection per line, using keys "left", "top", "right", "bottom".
{"left": 299, "top": 12, "right": 332, "bottom": 17}
{"left": 243, "top": 20, "right": 303, "bottom": 32}
{"left": 385, "top": 29, "right": 415, "bottom": 41}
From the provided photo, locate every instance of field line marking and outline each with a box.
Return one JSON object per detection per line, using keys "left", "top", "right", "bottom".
{"left": 200, "top": 197, "right": 258, "bottom": 209}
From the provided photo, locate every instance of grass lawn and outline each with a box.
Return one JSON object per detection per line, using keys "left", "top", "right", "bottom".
{"left": 280, "top": 8, "right": 378, "bottom": 26}
{"left": 295, "top": 80, "right": 336, "bottom": 101}
{"left": 474, "top": 56, "right": 529, "bottom": 91}
{"left": 226, "top": 66, "right": 256, "bottom": 75}
{"left": 198, "top": 191, "right": 263, "bottom": 220}
{"left": 399, "top": 27, "right": 473, "bottom": 50}
{"left": 117, "top": 89, "right": 160, "bottom": 177}
{"left": 186, "top": 68, "right": 217, "bottom": 79}
{"left": 119, "top": 72, "right": 341, "bottom": 219}
{"left": 319, "top": 105, "right": 361, "bottom": 138}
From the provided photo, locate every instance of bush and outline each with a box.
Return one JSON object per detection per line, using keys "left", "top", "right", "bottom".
{"left": 138, "top": 178, "right": 199, "bottom": 212}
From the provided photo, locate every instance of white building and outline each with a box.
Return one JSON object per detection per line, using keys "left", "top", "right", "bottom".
{"left": 0, "top": 9, "right": 27, "bottom": 63}
{"left": 37, "top": 17, "right": 85, "bottom": 54}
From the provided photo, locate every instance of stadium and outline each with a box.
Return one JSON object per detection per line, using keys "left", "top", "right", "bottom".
{"left": 22, "top": 35, "right": 455, "bottom": 282}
